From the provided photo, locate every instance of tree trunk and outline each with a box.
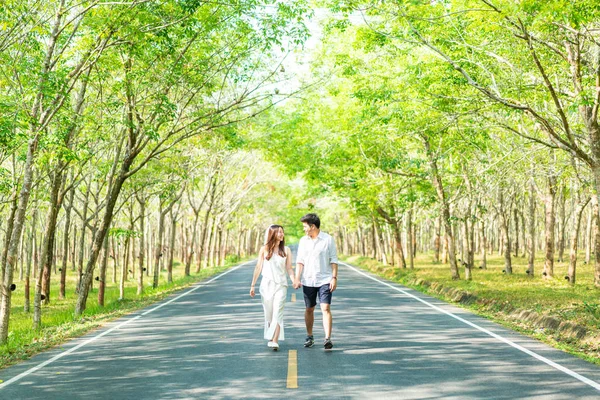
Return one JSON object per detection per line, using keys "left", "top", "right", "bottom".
{"left": 1, "top": 190, "right": 18, "bottom": 285}
{"left": 498, "top": 189, "right": 512, "bottom": 275}
{"left": 407, "top": 210, "right": 414, "bottom": 269}
{"left": 24, "top": 210, "right": 38, "bottom": 313}
{"left": 392, "top": 222, "right": 406, "bottom": 268}
{"left": 186, "top": 210, "right": 200, "bottom": 276}
{"left": 558, "top": 187, "right": 567, "bottom": 262}
{"left": 40, "top": 169, "right": 64, "bottom": 305}
{"left": 98, "top": 233, "right": 109, "bottom": 306}
{"left": 513, "top": 207, "right": 519, "bottom": 257}
{"left": 60, "top": 180, "right": 75, "bottom": 299}
{"left": 468, "top": 211, "right": 475, "bottom": 279}
{"left": 77, "top": 179, "right": 91, "bottom": 291}
{"left": 168, "top": 210, "right": 177, "bottom": 283}
{"left": 528, "top": 181, "right": 536, "bottom": 275}
{"left": 137, "top": 198, "right": 146, "bottom": 295}
{"left": 119, "top": 234, "right": 126, "bottom": 299}
{"left": 463, "top": 218, "right": 471, "bottom": 280}
{"left": 422, "top": 136, "right": 459, "bottom": 279}
{"left": 434, "top": 214, "right": 441, "bottom": 263}
{"left": 153, "top": 203, "right": 166, "bottom": 289}
{"left": 216, "top": 225, "right": 223, "bottom": 267}
{"left": 592, "top": 193, "right": 600, "bottom": 286}
{"left": 585, "top": 205, "right": 593, "bottom": 265}
{"left": 479, "top": 218, "right": 487, "bottom": 269}
{"left": 567, "top": 197, "right": 590, "bottom": 284}
{"left": 71, "top": 226, "right": 77, "bottom": 272}
{"left": 520, "top": 210, "right": 526, "bottom": 258}
{"left": 543, "top": 177, "right": 557, "bottom": 279}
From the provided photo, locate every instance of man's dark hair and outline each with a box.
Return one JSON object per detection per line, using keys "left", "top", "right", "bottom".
{"left": 300, "top": 213, "right": 320, "bottom": 229}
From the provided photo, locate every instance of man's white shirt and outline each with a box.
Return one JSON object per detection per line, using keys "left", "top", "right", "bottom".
{"left": 296, "top": 231, "right": 338, "bottom": 287}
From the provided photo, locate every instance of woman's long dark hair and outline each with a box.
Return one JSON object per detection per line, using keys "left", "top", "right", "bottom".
{"left": 265, "top": 224, "right": 286, "bottom": 261}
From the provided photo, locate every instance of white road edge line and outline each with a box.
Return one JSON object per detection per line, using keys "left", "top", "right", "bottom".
{"left": 341, "top": 261, "right": 600, "bottom": 392}
{"left": 0, "top": 261, "right": 253, "bottom": 390}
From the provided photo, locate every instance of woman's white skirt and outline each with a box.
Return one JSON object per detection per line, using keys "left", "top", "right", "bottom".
{"left": 259, "top": 279, "right": 287, "bottom": 341}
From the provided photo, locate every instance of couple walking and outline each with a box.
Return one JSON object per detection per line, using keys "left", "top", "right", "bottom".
{"left": 249, "top": 213, "right": 338, "bottom": 351}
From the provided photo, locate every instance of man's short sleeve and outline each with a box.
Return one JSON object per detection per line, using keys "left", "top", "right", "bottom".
{"left": 328, "top": 235, "right": 338, "bottom": 264}
{"left": 296, "top": 238, "right": 306, "bottom": 265}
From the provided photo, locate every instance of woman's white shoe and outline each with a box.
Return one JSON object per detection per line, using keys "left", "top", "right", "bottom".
{"left": 267, "top": 341, "right": 279, "bottom": 351}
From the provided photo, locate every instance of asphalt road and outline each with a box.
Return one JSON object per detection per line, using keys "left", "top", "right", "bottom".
{"left": 1, "top": 257, "right": 600, "bottom": 399}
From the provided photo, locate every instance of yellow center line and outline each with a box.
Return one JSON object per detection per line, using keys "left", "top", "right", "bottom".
{"left": 287, "top": 350, "right": 298, "bottom": 389}
{"left": 291, "top": 293, "right": 296, "bottom": 302}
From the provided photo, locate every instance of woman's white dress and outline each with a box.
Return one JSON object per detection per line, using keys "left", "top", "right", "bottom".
{"left": 259, "top": 253, "right": 288, "bottom": 341}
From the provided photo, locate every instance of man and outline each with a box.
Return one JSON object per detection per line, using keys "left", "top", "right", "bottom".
{"left": 294, "top": 213, "right": 338, "bottom": 350}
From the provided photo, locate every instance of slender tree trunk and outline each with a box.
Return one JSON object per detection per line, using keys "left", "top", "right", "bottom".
{"left": 592, "top": 192, "right": 600, "bottom": 287}
{"left": 168, "top": 210, "right": 177, "bottom": 283}
{"left": 153, "top": 203, "right": 166, "bottom": 289}
{"left": 422, "top": 136, "right": 459, "bottom": 279}
{"left": 98, "top": 233, "right": 109, "bottom": 306}
{"left": 386, "top": 229, "right": 395, "bottom": 266}
{"left": 463, "top": 218, "right": 471, "bottom": 280}
{"left": 520, "top": 211, "right": 526, "bottom": 258}
{"left": 407, "top": 210, "right": 414, "bottom": 269}
{"left": 186, "top": 210, "right": 199, "bottom": 276}
{"left": 479, "top": 218, "right": 487, "bottom": 269}
{"left": 40, "top": 169, "right": 64, "bottom": 305}
{"left": 209, "top": 219, "right": 219, "bottom": 268}
{"left": 372, "top": 218, "right": 385, "bottom": 265}
{"left": 498, "top": 189, "right": 512, "bottom": 275}
{"left": 77, "top": 179, "right": 91, "bottom": 291}
{"left": 585, "top": 205, "right": 593, "bottom": 265}
{"left": 434, "top": 214, "right": 441, "bottom": 263}
{"left": 71, "top": 226, "right": 77, "bottom": 271}
{"left": 468, "top": 212, "right": 475, "bottom": 279}
{"left": 558, "top": 188, "right": 567, "bottom": 262}
{"left": 197, "top": 211, "right": 212, "bottom": 272}
{"left": 393, "top": 222, "right": 406, "bottom": 268}
{"left": 543, "top": 177, "right": 557, "bottom": 279}
{"left": 567, "top": 197, "right": 590, "bottom": 284}
{"left": 216, "top": 225, "right": 223, "bottom": 266}
{"left": 1, "top": 190, "right": 19, "bottom": 284}
{"left": 513, "top": 207, "right": 519, "bottom": 257}
{"left": 60, "top": 180, "right": 75, "bottom": 299}
{"left": 370, "top": 222, "right": 377, "bottom": 259}
{"left": 24, "top": 210, "right": 38, "bottom": 312}
{"left": 137, "top": 197, "right": 146, "bottom": 295}
{"left": 119, "top": 234, "right": 126, "bottom": 300}
{"left": 528, "top": 181, "right": 536, "bottom": 275}
{"left": 442, "top": 233, "right": 448, "bottom": 264}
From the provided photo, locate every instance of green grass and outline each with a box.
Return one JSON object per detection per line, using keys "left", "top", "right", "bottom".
{"left": 343, "top": 251, "right": 600, "bottom": 365}
{"left": 0, "top": 257, "right": 250, "bottom": 370}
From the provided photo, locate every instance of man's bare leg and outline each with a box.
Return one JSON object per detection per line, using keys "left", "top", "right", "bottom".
{"left": 321, "top": 303, "right": 332, "bottom": 338}
{"left": 305, "top": 306, "right": 315, "bottom": 336}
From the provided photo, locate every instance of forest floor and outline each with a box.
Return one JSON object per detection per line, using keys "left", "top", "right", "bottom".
{"left": 0, "top": 257, "right": 248, "bottom": 370}
{"left": 342, "top": 252, "right": 600, "bottom": 365}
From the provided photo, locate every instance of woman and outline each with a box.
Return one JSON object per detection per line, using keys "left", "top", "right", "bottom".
{"left": 250, "top": 224, "right": 295, "bottom": 351}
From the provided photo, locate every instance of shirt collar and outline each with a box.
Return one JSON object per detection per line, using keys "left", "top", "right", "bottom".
{"left": 308, "top": 231, "right": 325, "bottom": 240}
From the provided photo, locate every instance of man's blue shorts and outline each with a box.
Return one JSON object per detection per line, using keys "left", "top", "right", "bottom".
{"left": 303, "top": 284, "right": 332, "bottom": 308}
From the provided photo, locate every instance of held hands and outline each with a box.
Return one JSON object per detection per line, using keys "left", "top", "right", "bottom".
{"left": 292, "top": 278, "right": 302, "bottom": 289}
